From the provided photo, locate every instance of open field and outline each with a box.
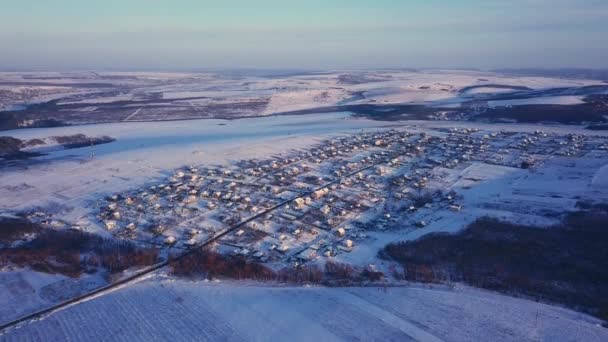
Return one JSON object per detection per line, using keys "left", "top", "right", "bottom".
{"left": 1, "top": 70, "right": 607, "bottom": 130}
{"left": 1, "top": 279, "right": 607, "bottom": 342}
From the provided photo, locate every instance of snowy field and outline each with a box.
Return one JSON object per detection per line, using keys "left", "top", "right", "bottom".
{"left": 2, "top": 69, "right": 606, "bottom": 127}
{"left": 2, "top": 278, "right": 606, "bottom": 342}
{"left": 0, "top": 271, "right": 70, "bottom": 323}
{"left": 488, "top": 95, "right": 585, "bottom": 107}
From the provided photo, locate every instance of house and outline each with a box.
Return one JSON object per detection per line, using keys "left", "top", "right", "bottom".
{"left": 312, "top": 189, "right": 325, "bottom": 200}
{"left": 164, "top": 236, "right": 177, "bottom": 245}
{"left": 185, "top": 238, "right": 197, "bottom": 247}
{"left": 323, "top": 249, "right": 334, "bottom": 257}
{"left": 104, "top": 220, "right": 117, "bottom": 230}
{"left": 335, "top": 227, "right": 346, "bottom": 237}
{"left": 151, "top": 224, "right": 165, "bottom": 235}
{"left": 296, "top": 248, "right": 317, "bottom": 262}
{"left": 320, "top": 205, "right": 331, "bottom": 215}
{"left": 294, "top": 197, "right": 306, "bottom": 208}
{"left": 278, "top": 244, "right": 290, "bottom": 253}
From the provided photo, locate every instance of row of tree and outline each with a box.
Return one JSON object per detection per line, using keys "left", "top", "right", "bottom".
{"left": 1, "top": 226, "right": 159, "bottom": 278}
{"left": 169, "top": 250, "right": 384, "bottom": 285}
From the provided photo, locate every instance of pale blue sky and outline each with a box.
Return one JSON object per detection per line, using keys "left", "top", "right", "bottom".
{"left": 1, "top": 0, "right": 606, "bottom": 70}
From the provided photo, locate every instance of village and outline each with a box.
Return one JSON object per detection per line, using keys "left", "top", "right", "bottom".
{"left": 6, "top": 121, "right": 608, "bottom": 340}
{"left": 31, "top": 126, "right": 592, "bottom": 272}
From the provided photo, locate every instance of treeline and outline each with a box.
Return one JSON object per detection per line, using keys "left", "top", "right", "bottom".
{"left": 0, "top": 218, "right": 158, "bottom": 278}
{"left": 478, "top": 103, "right": 608, "bottom": 125}
{"left": 0, "top": 136, "right": 23, "bottom": 156}
{"left": 0, "top": 134, "right": 115, "bottom": 158}
{"left": 169, "top": 250, "right": 383, "bottom": 285}
{"left": 52, "top": 134, "right": 115, "bottom": 149}
{"left": 170, "top": 249, "right": 276, "bottom": 281}
{"left": 0, "top": 217, "right": 41, "bottom": 243}
{"left": 381, "top": 211, "right": 608, "bottom": 321}
{"left": 169, "top": 249, "right": 325, "bottom": 283}
{"left": 2, "top": 217, "right": 385, "bottom": 285}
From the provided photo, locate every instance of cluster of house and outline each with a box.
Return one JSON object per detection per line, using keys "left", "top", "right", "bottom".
{"left": 90, "top": 127, "right": 607, "bottom": 268}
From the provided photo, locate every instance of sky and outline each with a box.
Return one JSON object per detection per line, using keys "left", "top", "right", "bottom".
{"left": 0, "top": 0, "right": 606, "bottom": 70}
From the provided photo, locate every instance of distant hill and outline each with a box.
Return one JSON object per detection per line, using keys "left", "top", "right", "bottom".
{"left": 495, "top": 68, "right": 608, "bottom": 81}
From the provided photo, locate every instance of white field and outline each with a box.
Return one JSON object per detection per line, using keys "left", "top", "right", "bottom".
{"left": 462, "top": 86, "right": 522, "bottom": 95}
{"left": 0, "top": 271, "right": 68, "bottom": 323}
{"left": 1, "top": 69, "right": 604, "bottom": 116}
{"left": 265, "top": 70, "right": 601, "bottom": 109}
{"left": 488, "top": 95, "right": 585, "bottom": 107}
{"left": 0, "top": 270, "right": 107, "bottom": 324}
{"left": 1, "top": 278, "right": 606, "bottom": 342}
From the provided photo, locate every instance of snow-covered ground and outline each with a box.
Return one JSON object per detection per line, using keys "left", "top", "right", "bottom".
{"left": 488, "top": 95, "right": 585, "bottom": 107}
{"left": 2, "top": 278, "right": 606, "bottom": 342}
{"left": 0, "top": 270, "right": 107, "bottom": 324}
{"left": 0, "top": 271, "right": 68, "bottom": 323}
{"left": 2, "top": 69, "right": 605, "bottom": 121}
